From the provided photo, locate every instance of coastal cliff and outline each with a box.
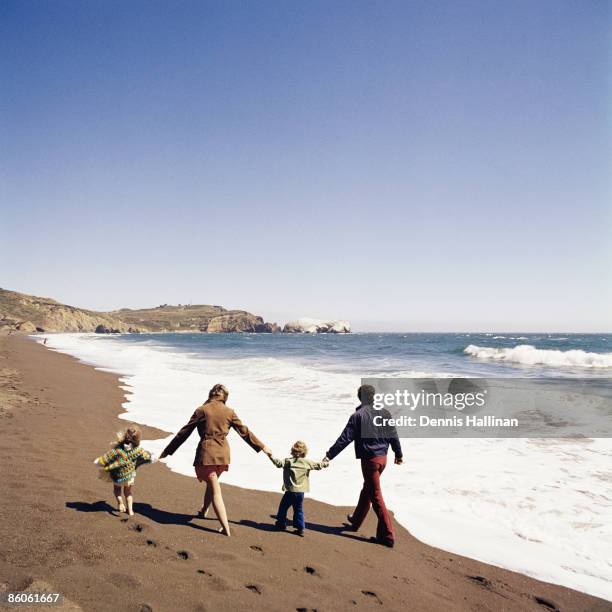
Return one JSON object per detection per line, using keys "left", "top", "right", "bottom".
{"left": 0, "top": 288, "right": 279, "bottom": 334}
{"left": 112, "top": 304, "right": 281, "bottom": 333}
{"left": 0, "top": 288, "right": 142, "bottom": 334}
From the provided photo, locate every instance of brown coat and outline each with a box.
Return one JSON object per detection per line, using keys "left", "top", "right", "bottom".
{"left": 161, "top": 399, "right": 265, "bottom": 466}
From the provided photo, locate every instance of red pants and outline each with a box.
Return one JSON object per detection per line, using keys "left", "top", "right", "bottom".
{"left": 350, "top": 455, "right": 394, "bottom": 544}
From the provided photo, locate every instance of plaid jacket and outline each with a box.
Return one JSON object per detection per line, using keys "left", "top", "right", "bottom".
{"left": 96, "top": 445, "right": 153, "bottom": 483}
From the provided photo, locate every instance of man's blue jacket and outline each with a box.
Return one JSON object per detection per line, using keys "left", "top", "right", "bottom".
{"left": 326, "top": 404, "right": 403, "bottom": 460}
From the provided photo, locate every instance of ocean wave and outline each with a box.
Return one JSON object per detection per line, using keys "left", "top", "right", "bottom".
{"left": 464, "top": 344, "right": 612, "bottom": 369}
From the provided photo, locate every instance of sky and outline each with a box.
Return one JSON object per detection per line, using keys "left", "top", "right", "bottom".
{"left": 1, "top": 0, "right": 610, "bottom": 331}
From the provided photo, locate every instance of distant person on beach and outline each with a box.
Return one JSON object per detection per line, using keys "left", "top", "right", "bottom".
{"left": 324, "top": 384, "right": 403, "bottom": 548}
{"left": 159, "top": 383, "right": 271, "bottom": 537}
{"left": 94, "top": 425, "right": 157, "bottom": 516}
{"left": 268, "top": 440, "right": 328, "bottom": 537}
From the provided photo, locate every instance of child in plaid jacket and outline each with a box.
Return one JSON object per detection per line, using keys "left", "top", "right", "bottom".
{"left": 94, "top": 426, "right": 156, "bottom": 516}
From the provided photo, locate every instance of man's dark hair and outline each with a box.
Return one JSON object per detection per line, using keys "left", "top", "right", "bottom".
{"left": 357, "top": 384, "right": 376, "bottom": 406}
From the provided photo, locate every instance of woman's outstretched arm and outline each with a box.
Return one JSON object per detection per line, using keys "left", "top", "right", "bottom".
{"left": 229, "top": 410, "right": 270, "bottom": 454}
{"left": 159, "top": 409, "right": 201, "bottom": 458}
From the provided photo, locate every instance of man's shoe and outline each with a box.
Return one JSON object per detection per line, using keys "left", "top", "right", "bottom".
{"left": 294, "top": 529, "right": 305, "bottom": 537}
{"left": 369, "top": 536, "right": 394, "bottom": 548}
{"left": 274, "top": 521, "right": 287, "bottom": 531}
{"left": 345, "top": 514, "right": 357, "bottom": 531}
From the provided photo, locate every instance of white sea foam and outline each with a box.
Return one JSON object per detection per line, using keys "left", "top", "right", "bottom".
{"left": 465, "top": 344, "right": 612, "bottom": 369}
{"left": 37, "top": 334, "right": 612, "bottom": 601}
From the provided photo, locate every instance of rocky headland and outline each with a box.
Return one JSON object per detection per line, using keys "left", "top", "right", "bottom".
{"left": 0, "top": 288, "right": 280, "bottom": 335}
{"left": 0, "top": 289, "right": 350, "bottom": 335}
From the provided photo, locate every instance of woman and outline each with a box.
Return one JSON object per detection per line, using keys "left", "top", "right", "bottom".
{"left": 159, "top": 383, "right": 270, "bottom": 536}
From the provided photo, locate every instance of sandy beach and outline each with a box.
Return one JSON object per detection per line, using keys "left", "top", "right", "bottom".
{"left": 0, "top": 334, "right": 609, "bottom": 612}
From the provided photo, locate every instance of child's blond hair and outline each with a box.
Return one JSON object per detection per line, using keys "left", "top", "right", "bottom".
{"left": 113, "top": 426, "right": 141, "bottom": 449}
{"left": 291, "top": 440, "right": 308, "bottom": 458}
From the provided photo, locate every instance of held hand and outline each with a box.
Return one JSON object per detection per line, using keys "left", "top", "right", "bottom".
{"left": 262, "top": 446, "right": 273, "bottom": 457}
{"left": 394, "top": 456, "right": 403, "bottom": 465}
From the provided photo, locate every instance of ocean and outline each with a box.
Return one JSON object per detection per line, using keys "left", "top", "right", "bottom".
{"left": 38, "top": 332, "right": 612, "bottom": 601}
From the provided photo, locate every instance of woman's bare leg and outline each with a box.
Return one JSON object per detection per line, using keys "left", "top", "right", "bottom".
{"left": 200, "top": 482, "right": 213, "bottom": 517}
{"left": 206, "top": 473, "right": 230, "bottom": 536}
{"left": 123, "top": 485, "right": 134, "bottom": 516}
{"left": 114, "top": 485, "right": 126, "bottom": 513}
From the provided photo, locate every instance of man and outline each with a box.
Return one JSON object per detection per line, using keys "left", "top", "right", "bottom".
{"left": 324, "top": 384, "right": 403, "bottom": 548}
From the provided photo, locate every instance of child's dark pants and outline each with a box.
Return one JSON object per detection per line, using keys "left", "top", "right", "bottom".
{"left": 276, "top": 491, "right": 305, "bottom": 530}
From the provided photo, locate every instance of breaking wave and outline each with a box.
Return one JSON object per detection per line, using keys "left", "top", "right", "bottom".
{"left": 464, "top": 344, "right": 612, "bottom": 369}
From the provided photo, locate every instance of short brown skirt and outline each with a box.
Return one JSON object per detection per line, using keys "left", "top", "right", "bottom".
{"left": 195, "top": 464, "right": 229, "bottom": 482}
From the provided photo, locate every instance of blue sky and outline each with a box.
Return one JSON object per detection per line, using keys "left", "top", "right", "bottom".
{"left": 1, "top": 1, "right": 610, "bottom": 331}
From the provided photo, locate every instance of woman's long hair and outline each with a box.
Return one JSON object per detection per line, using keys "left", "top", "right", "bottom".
{"left": 207, "top": 383, "right": 229, "bottom": 403}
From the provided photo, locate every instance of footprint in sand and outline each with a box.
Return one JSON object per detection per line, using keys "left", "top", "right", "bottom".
{"left": 129, "top": 523, "right": 145, "bottom": 533}
{"left": 303, "top": 566, "right": 319, "bottom": 576}
{"left": 196, "top": 570, "right": 230, "bottom": 592}
{"left": 249, "top": 545, "right": 264, "bottom": 553}
{"left": 176, "top": 550, "right": 191, "bottom": 560}
{"left": 108, "top": 572, "right": 141, "bottom": 588}
{"left": 30, "top": 502, "right": 52, "bottom": 512}
{"left": 361, "top": 590, "right": 382, "bottom": 605}
{"left": 534, "top": 596, "right": 560, "bottom": 612}
{"left": 467, "top": 575, "right": 493, "bottom": 590}
{"left": 245, "top": 584, "right": 262, "bottom": 594}
{"left": 146, "top": 539, "right": 157, "bottom": 547}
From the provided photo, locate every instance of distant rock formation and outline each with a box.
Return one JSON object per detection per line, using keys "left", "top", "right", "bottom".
{"left": 16, "top": 321, "right": 37, "bottom": 333}
{"left": 108, "top": 304, "right": 280, "bottom": 333}
{"left": 0, "top": 288, "right": 279, "bottom": 335}
{"left": 255, "top": 322, "right": 281, "bottom": 333}
{"left": 204, "top": 314, "right": 280, "bottom": 333}
{"left": 106, "top": 305, "right": 282, "bottom": 333}
{"left": 282, "top": 318, "right": 351, "bottom": 334}
{"left": 94, "top": 324, "right": 121, "bottom": 334}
